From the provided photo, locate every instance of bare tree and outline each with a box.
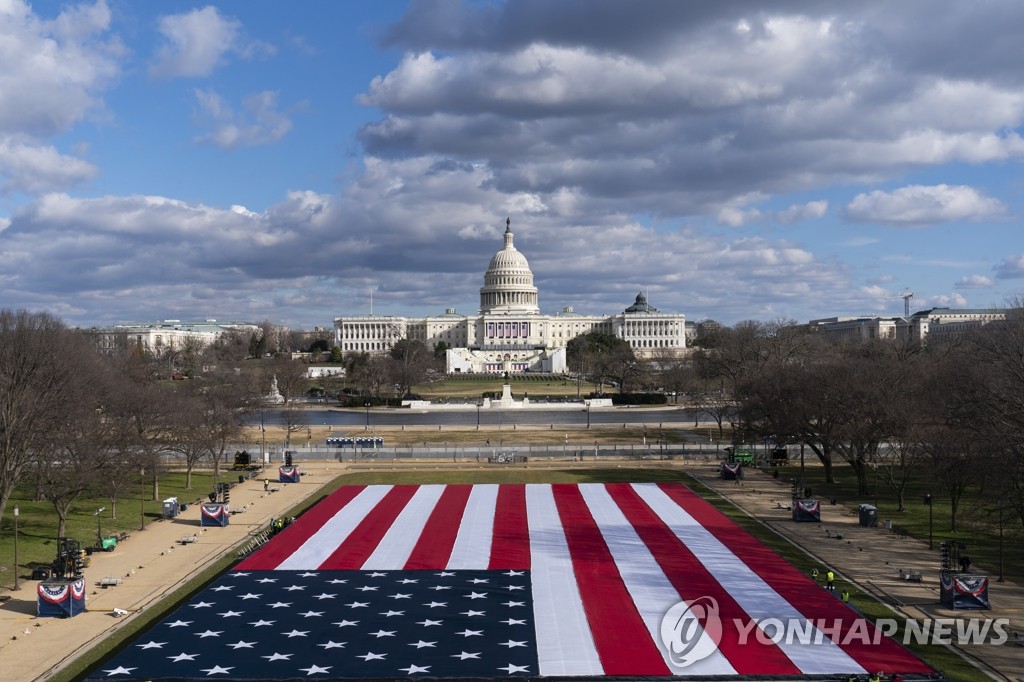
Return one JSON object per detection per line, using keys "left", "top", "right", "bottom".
{"left": 0, "top": 311, "right": 86, "bottom": 527}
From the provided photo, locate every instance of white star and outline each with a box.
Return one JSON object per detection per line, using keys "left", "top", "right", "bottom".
{"left": 327, "top": 578, "right": 348, "bottom": 585}
{"left": 456, "top": 629, "right": 483, "bottom": 637}
{"left": 504, "top": 570, "right": 525, "bottom": 576}
{"left": 380, "top": 610, "right": 405, "bottom": 617}
{"left": 357, "top": 652, "right": 386, "bottom": 661}
{"left": 231, "top": 571, "right": 251, "bottom": 577}
{"left": 466, "top": 591, "right": 488, "bottom": 599}
{"left": 298, "top": 664, "right": 332, "bottom": 675}
{"left": 504, "top": 600, "right": 526, "bottom": 607}
{"left": 344, "top": 601, "right": 368, "bottom": 608}
{"left": 249, "top": 619, "right": 274, "bottom": 627}
{"left": 168, "top": 653, "right": 198, "bottom": 662}
{"left": 502, "top": 618, "right": 527, "bottom": 625}
{"left": 226, "top": 640, "right": 255, "bottom": 649}
{"left": 389, "top": 592, "right": 411, "bottom": 599}
{"left": 191, "top": 601, "right": 214, "bottom": 609}
{"left": 255, "top": 577, "right": 277, "bottom": 583}
{"left": 284, "top": 584, "right": 306, "bottom": 591}
{"left": 356, "top": 585, "right": 379, "bottom": 592}
{"left": 370, "top": 629, "right": 395, "bottom": 638}
{"left": 436, "top": 571, "right": 455, "bottom": 577}
{"left": 505, "top": 584, "right": 525, "bottom": 591}
{"left": 262, "top": 652, "right": 292, "bottom": 661}
{"left": 417, "top": 619, "right": 442, "bottom": 627}
{"left": 299, "top": 571, "right": 319, "bottom": 577}
{"left": 313, "top": 593, "right": 337, "bottom": 600}
{"left": 429, "top": 585, "right": 451, "bottom": 591}
{"left": 408, "top": 640, "right": 436, "bottom": 649}
{"left": 299, "top": 610, "right": 324, "bottom": 618}
{"left": 238, "top": 593, "right": 262, "bottom": 600}
{"left": 368, "top": 571, "right": 387, "bottom": 577}
{"left": 332, "top": 619, "right": 358, "bottom": 627}
{"left": 200, "top": 665, "right": 234, "bottom": 675}
{"left": 399, "top": 664, "right": 431, "bottom": 674}
{"left": 499, "top": 663, "right": 530, "bottom": 673}
{"left": 424, "top": 601, "right": 447, "bottom": 608}
{"left": 452, "top": 651, "right": 481, "bottom": 660}
{"left": 268, "top": 601, "right": 292, "bottom": 608}
{"left": 166, "top": 620, "right": 192, "bottom": 628}
{"left": 217, "top": 610, "right": 242, "bottom": 617}
{"left": 102, "top": 666, "right": 136, "bottom": 675}
{"left": 500, "top": 639, "right": 528, "bottom": 648}
{"left": 283, "top": 629, "right": 309, "bottom": 638}
{"left": 461, "top": 609, "right": 486, "bottom": 617}
{"left": 398, "top": 578, "right": 418, "bottom": 584}
{"left": 137, "top": 641, "right": 166, "bottom": 649}
{"left": 195, "top": 630, "right": 222, "bottom": 638}
{"left": 211, "top": 585, "right": 233, "bottom": 592}
{"left": 468, "top": 578, "right": 489, "bottom": 584}
{"left": 317, "top": 641, "right": 346, "bottom": 649}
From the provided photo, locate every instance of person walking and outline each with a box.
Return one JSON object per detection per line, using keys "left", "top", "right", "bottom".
{"left": 264, "top": 478, "right": 269, "bottom": 492}
{"left": 826, "top": 570, "right": 836, "bottom": 592}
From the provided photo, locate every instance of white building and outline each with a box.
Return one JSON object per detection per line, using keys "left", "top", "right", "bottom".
{"left": 808, "top": 307, "right": 1007, "bottom": 345}
{"left": 84, "top": 319, "right": 259, "bottom": 355}
{"left": 333, "top": 219, "right": 686, "bottom": 374}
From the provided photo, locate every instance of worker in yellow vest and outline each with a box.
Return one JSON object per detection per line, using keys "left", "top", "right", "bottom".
{"left": 826, "top": 570, "right": 835, "bottom": 591}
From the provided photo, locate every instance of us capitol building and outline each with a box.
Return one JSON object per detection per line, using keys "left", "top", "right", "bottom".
{"left": 333, "top": 219, "right": 686, "bottom": 374}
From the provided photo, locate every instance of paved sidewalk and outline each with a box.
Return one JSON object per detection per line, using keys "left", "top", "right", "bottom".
{"left": 693, "top": 463, "right": 1024, "bottom": 681}
{"left": 0, "top": 462, "right": 347, "bottom": 682}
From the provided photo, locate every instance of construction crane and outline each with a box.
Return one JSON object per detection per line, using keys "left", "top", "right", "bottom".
{"left": 901, "top": 288, "right": 914, "bottom": 317}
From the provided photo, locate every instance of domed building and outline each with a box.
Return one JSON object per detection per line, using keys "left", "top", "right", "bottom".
{"left": 333, "top": 219, "right": 686, "bottom": 374}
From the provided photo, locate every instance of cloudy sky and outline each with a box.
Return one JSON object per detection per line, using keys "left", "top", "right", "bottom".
{"left": 2, "top": 0, "right": 1022, "bottom": 329}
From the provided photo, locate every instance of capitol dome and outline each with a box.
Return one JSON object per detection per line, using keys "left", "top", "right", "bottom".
{"left": 479, "top": 218, "right": 540, "bottom": 314}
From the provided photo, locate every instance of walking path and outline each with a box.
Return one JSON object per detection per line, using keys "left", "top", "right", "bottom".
{"left": 692, "top": 463, "right": 1024, "bottom": 681}
{"left": 2, "top": 458, "right": 1021, "bottom": 681}
{"left": 0, "top": 462, "right": 347, "bottom": 682}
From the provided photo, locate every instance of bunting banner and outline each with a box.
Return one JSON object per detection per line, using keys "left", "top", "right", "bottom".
{"left": 200, "top": 503, "right": 230, "bottom": 527}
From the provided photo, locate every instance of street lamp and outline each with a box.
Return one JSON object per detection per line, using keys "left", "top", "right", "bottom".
{"left": 364, "top": 402, "right": 370, "bottom": 431}
{"left": 924, "top": 492, "right": 933, "bottom": 550}
{"left": 586, "top": 403, "right": 591, "bottom": 429}
{"left": 476, "top": 401, "right": 482, "bottom": 430}
{"left": 998, "top": 498, "right": 1007, "bottom": 582}
{"left": 139, "top": 466, "right": 146, "bottom": 531}
{"left": 12, "top": 503, "right": 18, "bottom": 589}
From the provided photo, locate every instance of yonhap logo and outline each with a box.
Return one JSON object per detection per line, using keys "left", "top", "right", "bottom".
{"left": 659, "top": 596, "right": 723, "bottom": 667}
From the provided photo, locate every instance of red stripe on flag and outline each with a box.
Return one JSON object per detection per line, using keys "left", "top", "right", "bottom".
{"left": 404, "top": 484, "right": 472, "bottom": 569}
{"left": 234, "top": 484, "right": 367, "bottom": 571}
{"left": 605, "top": 483, "right": 800, "bottom": 675}
{"left": 552, "top": 484, "right": 670, "bottom": 675}
{"left": 319, "top": 485, "right": 419, "bottom": 569}
{"left": 489, "top": 483, "right": 530, "bottom": 569}
{"left": 657, "top": 483, "right": 934, "bottom": 674}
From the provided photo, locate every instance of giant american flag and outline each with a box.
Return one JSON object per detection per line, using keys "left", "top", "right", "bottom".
{"left": 88, "top": 482, "right": 937, "bottom": 680}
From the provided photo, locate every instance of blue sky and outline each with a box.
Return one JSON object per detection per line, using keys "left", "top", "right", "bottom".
{"left": 1, "top": 0, "right": 1022, "bottom": 329}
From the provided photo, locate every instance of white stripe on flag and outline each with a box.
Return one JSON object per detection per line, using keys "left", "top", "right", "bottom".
{"left": 278, "top": 485, "right": 392, "bottom": 570}
{"left": 578, "top": 483, "right": 737, "bottom": 676}
{"left": 363, "top": 484, "right": 446, "bottom": 570}
{"left": 632, "top": 483, "right": 865, "bottom": 675}
{"left": 527, "top": 484, "right": 604, "bottom": 677}
{"left": 447, "top": 483, "right": 498, "bottom": 569}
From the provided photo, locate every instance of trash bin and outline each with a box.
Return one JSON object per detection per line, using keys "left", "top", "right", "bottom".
{"left": 858, "top": 504, "right": 878, "bottom": 527}
{"left": 238, "top": 474, "right": 245, "bottom": 484}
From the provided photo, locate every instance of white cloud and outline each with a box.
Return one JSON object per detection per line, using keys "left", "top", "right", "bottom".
{"left": 995, "top": 254, "right": 1024, "bottom": 279}
{"left": 717, "top": 199, "right": 826, "bottom": 227}
{"left": 844, "top": 184, "right": 1008, "bottom": 225}
{"left": 929, "top": 293, "right": 969, "bottom": 307}
{"left": 955, "top": 274, "right": 994, "bottom": 289}
{"left": 193, "top": 89, "right": 293, "bottom": 149}
{"left": 149, "top": 6, "right": 272, "bottom": 79}
{"left": 0, "top": 137, "right": 98, "bottom": 193}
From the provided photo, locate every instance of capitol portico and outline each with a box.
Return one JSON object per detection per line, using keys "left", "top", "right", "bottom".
{"left": 333, "top": 219, "right": 686, "bottom": 374}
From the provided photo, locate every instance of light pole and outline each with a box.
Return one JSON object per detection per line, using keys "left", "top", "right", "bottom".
{"left": 12, "top": 503, "right": 18, "bottom": 589}
{"left": 364, "top": 402, "right": 370, "bottom": 431}
{"left": 924, "top": 492, "right": 933, "bottom": 550}
{"left": 139, "top": 467, "right": 146, "bottom": 531}
{"left": 476, "top": 402, "right": 482, "bottom": 430}
{"left": 998, "top": 498, "right": 1007, "bottom": 582}
{"left": 586, "top": 403, "right": 591, "bottom": 429}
